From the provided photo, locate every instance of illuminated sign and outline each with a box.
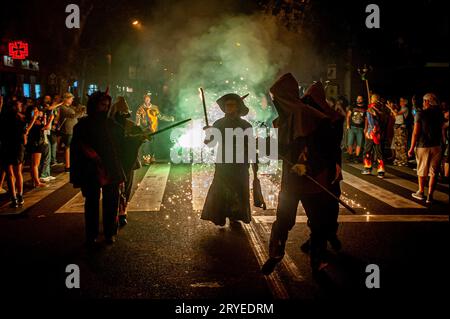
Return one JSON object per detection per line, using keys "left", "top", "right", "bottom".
{"left": 8, "top": 41, "right": 29, "bottom": 60}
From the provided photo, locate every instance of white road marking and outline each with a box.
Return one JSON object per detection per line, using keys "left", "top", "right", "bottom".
{"left": 55, "top": 191, "right": 84, "bottom": 214}
{"left": 0, "top": 173, "right": 69, "bottom": 216}
{"left": 348, "top": 164, "right": 449, "bottom": 204}
{"left": 253, "top": 214, "right": 448, "bottom": 223}
{"left": 242, "top": 222, "right": 290, "bottom": 299}
{"left": 128, "top": 164, "right": 171, "bottom": 212}
{"left": 342, "top": 171, "right": 424, "bottom": 208}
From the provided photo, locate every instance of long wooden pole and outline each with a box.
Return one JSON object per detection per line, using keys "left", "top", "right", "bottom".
{"left": 200, "top": 87, "right": 209, "bottom": 127}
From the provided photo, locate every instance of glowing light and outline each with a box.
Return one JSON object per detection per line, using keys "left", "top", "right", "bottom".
{"left": 9, "top": 41, "right": 29, "bottom": 60}
{"left": 132, "top": 20, "right": 140, "bottom": 25}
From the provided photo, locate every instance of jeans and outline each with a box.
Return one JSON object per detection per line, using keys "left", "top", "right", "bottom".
{"left": 39, "top": 144, "right": 51, "bottom": 178}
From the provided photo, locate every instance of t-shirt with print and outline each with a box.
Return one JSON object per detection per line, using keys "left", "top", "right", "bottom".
{"left": 348, "top": 104, "right": 366, "bottom": 128}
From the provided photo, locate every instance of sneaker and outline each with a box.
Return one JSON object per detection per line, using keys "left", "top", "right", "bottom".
{"left": 9, "top": 198, "right": 18, "bottom": 208}
{"left": 17, "top": 194, "right": 24, "bottom": 206}
{"left": 40, "top": 177, "right": 51, "bottom": 183}
{"left": 426, "top": 195, "right": 434, "bottom": 204}
{"left": 361, "top": 169, "right": 372, "bottom": 175}
{"left": 411, "top": 191, "right": 425, "bottom": 200}
{"left": 0, "top": 187, "right": 7, "bottom": 195}
{"left": 119, "top": 215, "right": 128, "bottom": 227}
{"left": 377, "top": 171, "right": 385, "bottom": 179}
{"left": 33, "top": 182, "right": 49, "bottom": 188}
{"left": 64, "top": 167, "right": 70, "bottom": 173}
{"left": 47, "top": 176, "right": 57, "bottom": 181}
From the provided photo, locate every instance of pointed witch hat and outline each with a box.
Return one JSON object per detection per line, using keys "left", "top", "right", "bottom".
{"left": 216, "top": 93, "right": 250, "bottom": 116}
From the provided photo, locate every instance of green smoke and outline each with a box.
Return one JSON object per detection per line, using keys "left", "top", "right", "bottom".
{"left": 171, "top": 14, "right": 291, "bottom": 125}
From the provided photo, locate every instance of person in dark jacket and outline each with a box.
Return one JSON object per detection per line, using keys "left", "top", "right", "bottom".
{"left": 110, "top": 96, "right": 145, "bottom": 226}
{"left": 70, "top": 91, "right": 142, "bottom": 245}
{"left": 262, "top": 74, "right": 344, "bottom": 278}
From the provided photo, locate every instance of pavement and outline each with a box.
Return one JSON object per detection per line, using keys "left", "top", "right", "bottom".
{"left": 0, "top": 160, "right": 448, "bottom": 307}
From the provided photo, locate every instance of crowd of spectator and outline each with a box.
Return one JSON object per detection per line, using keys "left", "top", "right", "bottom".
{"left": 0, "top": 93, "right": 85, "bottom": 207}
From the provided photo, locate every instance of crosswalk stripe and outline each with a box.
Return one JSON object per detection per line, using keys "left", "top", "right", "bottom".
{"left": 0, "top": 172, "right": 69, "bottom": 216}
{"left": 385, "top": 164, "right": 448, "bottom": 188}
{"left": 191, "top": 164, "right": 214, "bottom": 211}
{"left": 56, "top": 164, "right": 171, "bottom": 213}
{"left": 253, "top": 214, "right": 448, "bottom": 223}
{"left": 342, "top": 171, "right": 424, "bottom": 208}
{"left": 242, "top": 222, "right": 290, "bottom": 299}
{"left": 55, "top": 192, "right": 84, "bottom": 214}
{"left": 127, "top": 163, "right": 171, "bottom": 212}
{"left": 192, "top": 163, "right": 283, "bottom": 211}
{"left": 348, "top": 163, "right": 449, "bottom": 204}
{"left": 191, "top": 163, "right": 426, "bottom": 212}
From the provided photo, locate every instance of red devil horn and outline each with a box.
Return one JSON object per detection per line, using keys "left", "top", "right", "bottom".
{"left": 241, "top": 93, "right": 249, "bottom": 100}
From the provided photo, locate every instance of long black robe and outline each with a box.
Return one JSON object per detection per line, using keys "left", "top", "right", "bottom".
{"left": 201, "top": 116, "right": 253, "bottom": 226}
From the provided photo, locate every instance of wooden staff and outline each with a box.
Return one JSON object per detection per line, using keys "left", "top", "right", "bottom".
{"left": 200, "top": 88, "right": 209, "bottom": 127}
{"left": 279, "top": 155, "right": 357, "bottom": 215}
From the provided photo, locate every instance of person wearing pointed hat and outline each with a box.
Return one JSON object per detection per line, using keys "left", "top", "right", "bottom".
{"left": 110, "top": 96, "right": 147, "bottom": 227}
{"left": 262, "top": 73, "right": 344, "bottom": 278}
{"left": 201, "top": 93, "right": 253, "bottom": 227}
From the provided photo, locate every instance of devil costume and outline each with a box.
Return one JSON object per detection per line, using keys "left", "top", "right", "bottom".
{"left": 263, "top": 74, "right": 344, "bottom": 276}
{"left": 70, "top": 91, "right": 142, "bottom": 244}
{"left": 362, "top": 102, "right": 385, "bottom": 177}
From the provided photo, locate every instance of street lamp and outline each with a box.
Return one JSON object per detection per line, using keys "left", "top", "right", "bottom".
{"left": 132, "top": 20, "right": 141, "bottom": 28}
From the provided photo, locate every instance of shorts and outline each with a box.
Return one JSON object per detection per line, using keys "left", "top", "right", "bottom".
{"left": 347, "top": 126, "right": 364, "bottom": 147}
{"left": 415, "top": 146, "right": 442, "bottom": 177}
{"left": 60, "top": 134, "right": 73, "bottom": 148}
{"left": 27, "top": 141, "right": 47, "bottom": 154}
{"left": 1, "top": 143, "right": 25, "bottom": 167}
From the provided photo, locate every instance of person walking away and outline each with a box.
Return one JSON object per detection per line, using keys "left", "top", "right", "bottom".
{"left": 409, "top": 93, "right": 444, "bottom": 204}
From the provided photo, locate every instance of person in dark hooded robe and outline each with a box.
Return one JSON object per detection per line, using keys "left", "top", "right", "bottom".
{"left": 70, "top": 91, "right": 143, "bottom": 245}
{"left": 110, "top": 96, "right": 146, "bottom": 227}
{"left": 201, "top": 93, "right": 253, "bottom": 227}
{"left": 262, "top": 74, "right": 344, "bottom": 277}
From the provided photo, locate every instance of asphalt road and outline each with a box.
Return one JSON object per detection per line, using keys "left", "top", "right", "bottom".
{"left": 0, "top": 161, "right": 448, "bottom": 308}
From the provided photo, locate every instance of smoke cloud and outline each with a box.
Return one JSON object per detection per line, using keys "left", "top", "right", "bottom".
{"left": 130, "top": 0, "right": 324, "bottom": 124}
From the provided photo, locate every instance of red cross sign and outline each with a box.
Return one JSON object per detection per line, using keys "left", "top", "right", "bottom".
{"left": 9, "top": 41, "right": 29, "bottom": 60}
